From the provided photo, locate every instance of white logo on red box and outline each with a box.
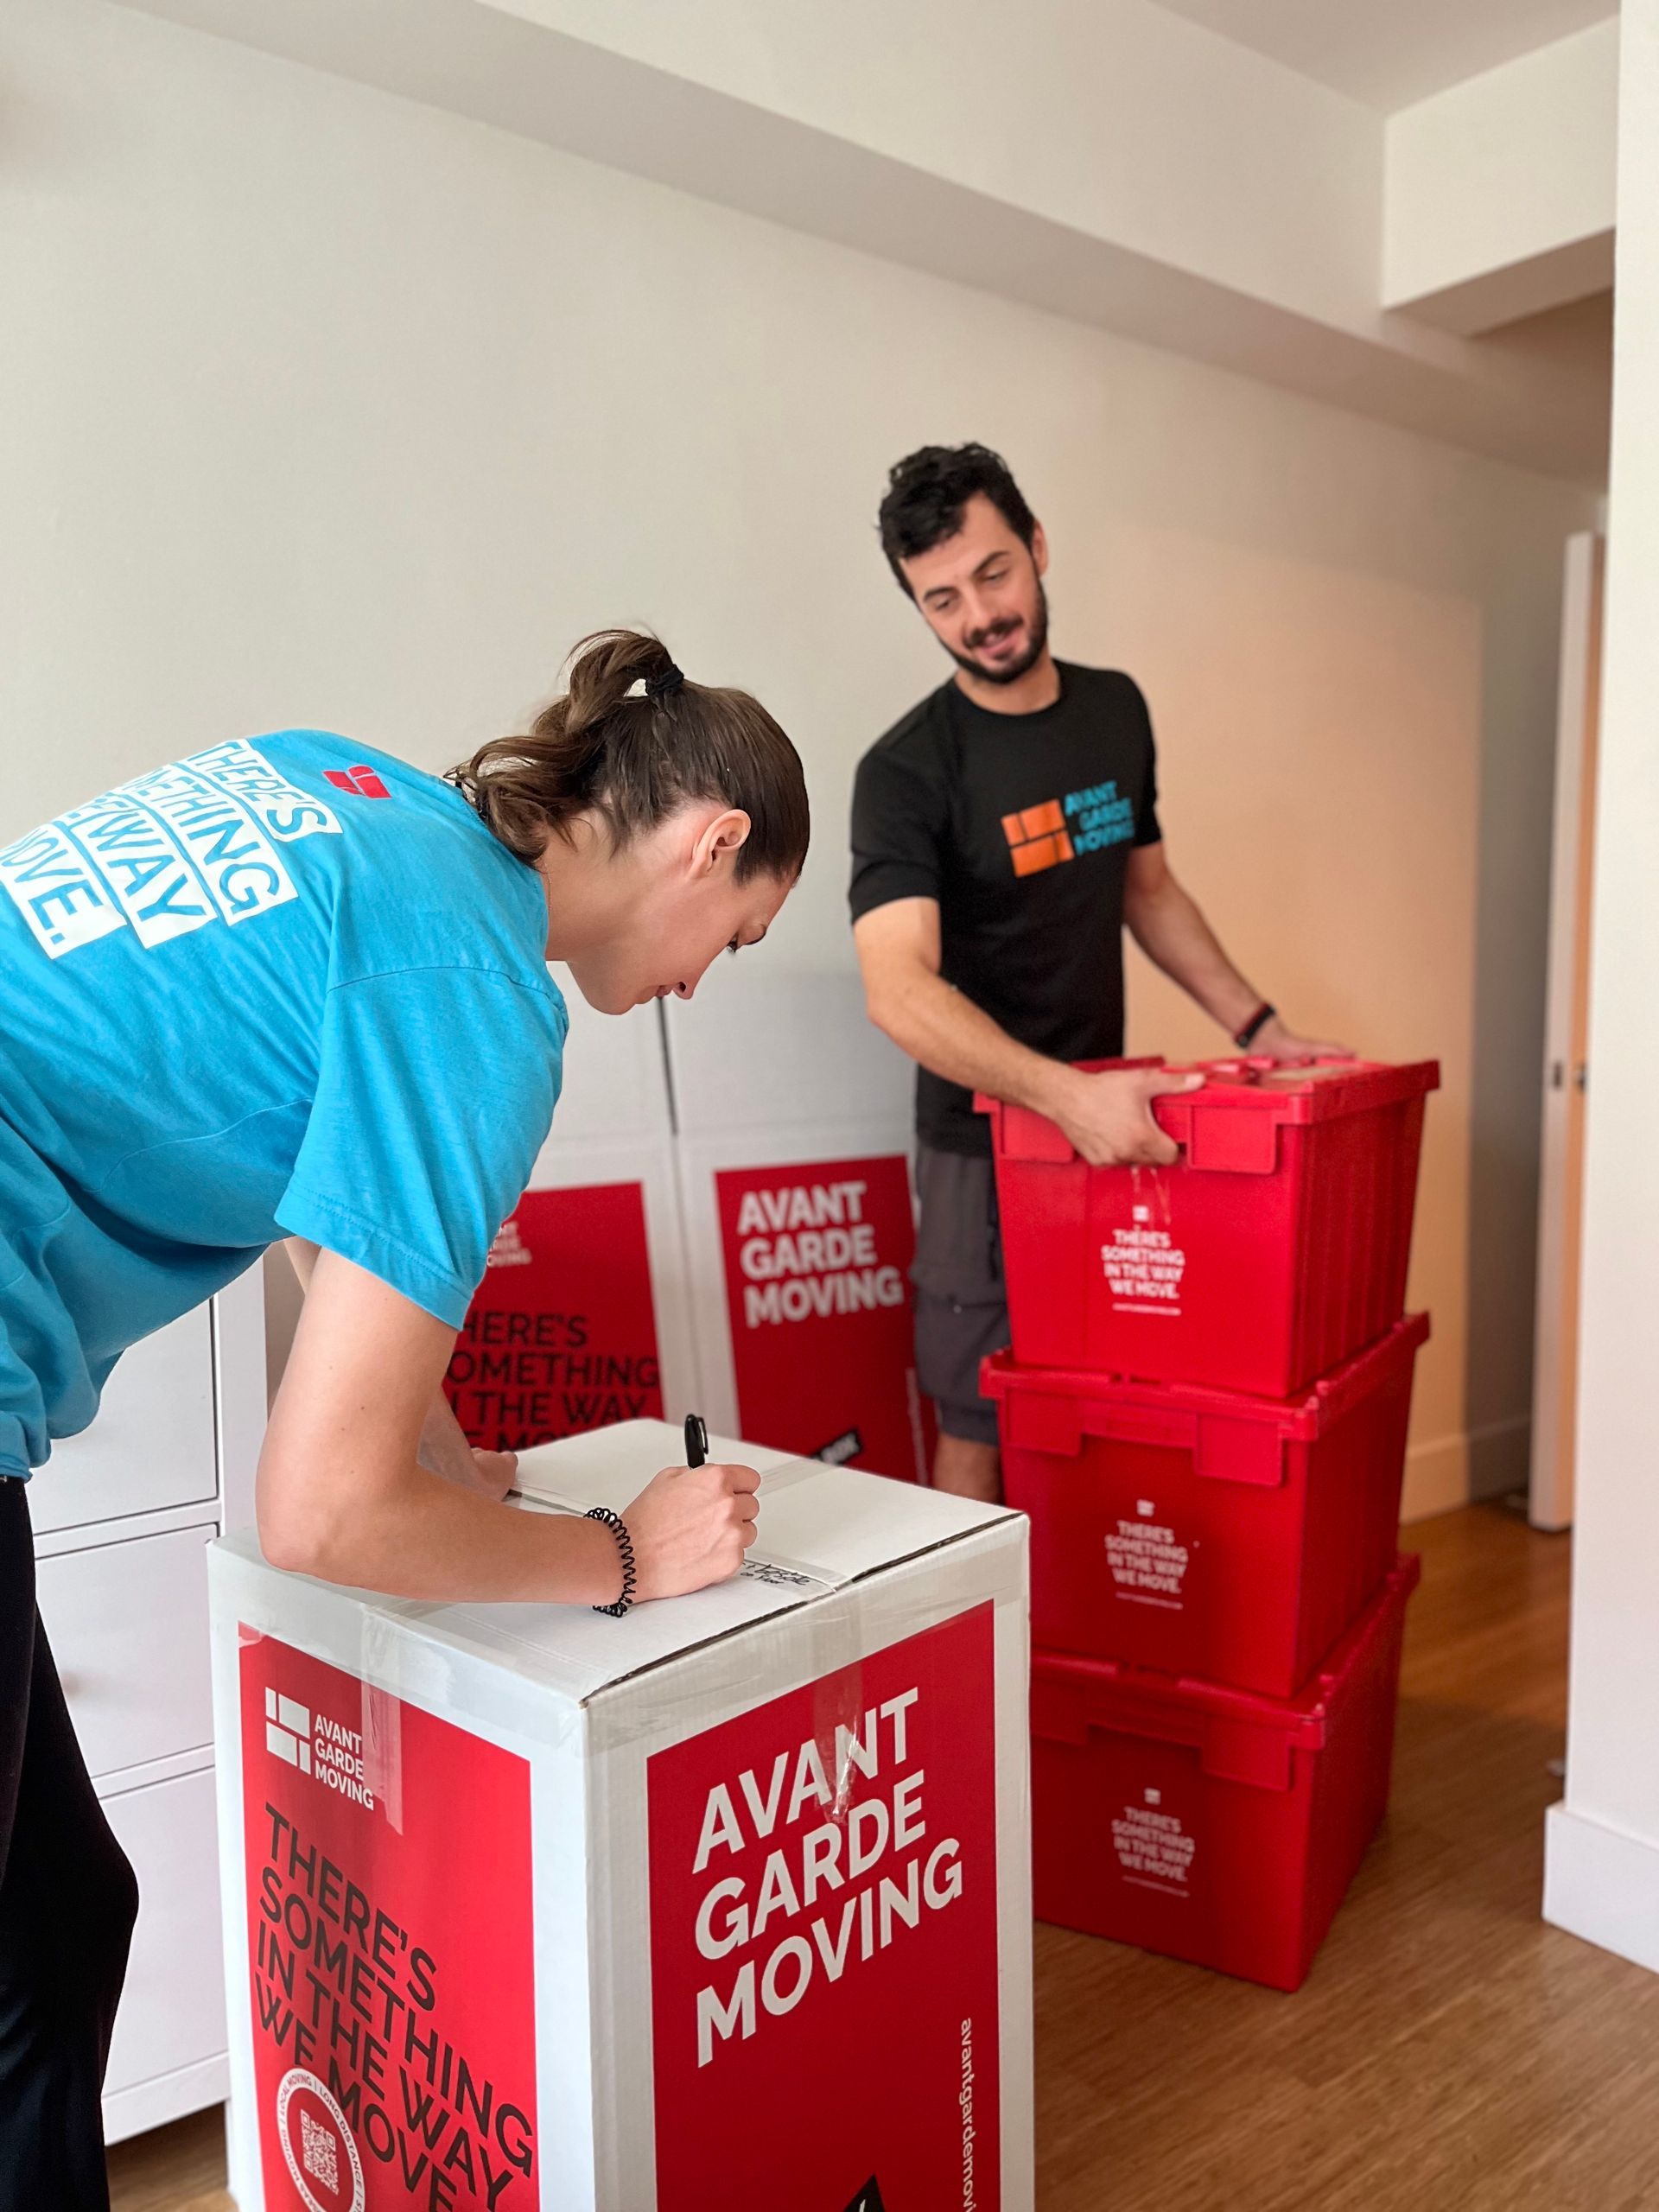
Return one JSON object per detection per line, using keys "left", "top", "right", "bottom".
{"left": 1112, "top": 1797, "right": 1195, "bottom": 1891}
{"left": 1103, "top": 1221, "right": 1188, "bottom": 1314}
{"left": 734, "top": 1179, "right": 906, "bottom": 1328}
{"left": 1105, "top": 1516, "right": 1191, "bottom": 1607}
{"left": 264, "top": 1687, "right": 375, "bottom": 1811}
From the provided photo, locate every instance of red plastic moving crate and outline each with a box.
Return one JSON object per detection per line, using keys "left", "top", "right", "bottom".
{"left": 978, "top": 1054, "right": 1440, "bottom": 1397}
{"left": 1030, "top": 1554, "right": 1419, "bottom": 1991}
{"left": 983, "top": 1312, "right": 1427, "bottom": 1696}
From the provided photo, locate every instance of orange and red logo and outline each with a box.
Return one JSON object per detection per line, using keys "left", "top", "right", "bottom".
{"left": 322, "top": 765, "right": 390, "bottom": 799}
{"left": 1001, "top": 798, "right": 1073, "bottom": 878}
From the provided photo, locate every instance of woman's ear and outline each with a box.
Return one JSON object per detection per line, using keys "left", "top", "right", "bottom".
{"left": 697, "top": 807, "right": 753, "bottom": 874}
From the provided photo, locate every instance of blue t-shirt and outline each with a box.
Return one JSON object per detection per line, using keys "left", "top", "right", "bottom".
{"left": 0, "top": 733, "right": 566, "bottom": 1477}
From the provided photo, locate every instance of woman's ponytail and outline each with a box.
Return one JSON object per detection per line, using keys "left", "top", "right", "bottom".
{"left": 451, "top": 630, "right": 808, "bottom": 882}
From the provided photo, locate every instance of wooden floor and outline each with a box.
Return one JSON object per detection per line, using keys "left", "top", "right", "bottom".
{"left": 110, "top": 1504, "right": 1659, "bottom": 2212}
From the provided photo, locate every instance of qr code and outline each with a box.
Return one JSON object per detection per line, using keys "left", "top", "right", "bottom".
{"left": 301, "top": 2110, "right": 340, "bottom": 2192}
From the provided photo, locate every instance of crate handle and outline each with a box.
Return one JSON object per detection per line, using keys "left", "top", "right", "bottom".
{"left": 1016, "top": 1401, "right": 1198, "bottom": 1458}
{"left": 1010, "top": 1397, "right": 1292, "bottom": 1486}
{"left": 1034, "top": 1676, "right": 1211, "bottom": 1758}
{"left": 1152, "top": 1092, "right": 1281, "bottom": 1173}
{"left": 1202, "top": 1715, "right": 1300, "bottom": 1790}
{"left": 1033, "top": 1674, "right": 1319, "bottom": 1786}
{"left": 1193, "top": 1414, "right": 1290, "bottom": 1490}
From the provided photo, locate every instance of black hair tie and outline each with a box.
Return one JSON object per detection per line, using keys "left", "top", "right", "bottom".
{"left": 588, "top": 1506, "right": 638, "bottom": 1616}
{"left": 644, "top": 662, "right": 685, "bottom": 701}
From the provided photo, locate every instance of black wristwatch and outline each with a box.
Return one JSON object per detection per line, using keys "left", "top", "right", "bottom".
{"left": 1234, "top": 1001, "right": 1276, "bottom": 1050}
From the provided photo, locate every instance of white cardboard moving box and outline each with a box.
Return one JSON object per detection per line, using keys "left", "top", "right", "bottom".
{"left": 211, "top": 1420, "right": 1033, "bottom": 2211}
{"left": 665, "top": 970, "right": 931, "bottom": 1482}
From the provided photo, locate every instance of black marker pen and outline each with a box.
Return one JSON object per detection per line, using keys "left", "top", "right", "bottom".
{"left": 683, "top": 1412, "right": 709, "bottom": 1469}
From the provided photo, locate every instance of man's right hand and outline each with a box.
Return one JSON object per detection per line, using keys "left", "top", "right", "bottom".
{"left": 622, "top": 1459, "right": 762, "bottom": 1602}
{"left": 1039, "top": 1064, "right": 1204, "bottom": 1167}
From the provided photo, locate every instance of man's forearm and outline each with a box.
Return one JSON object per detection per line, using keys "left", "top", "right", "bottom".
{"left": 1126, "top": 876, "right": 1262, "bottom": 1036}
{"left": 868, "top": 962, "right": 1078, "bottom": 1117}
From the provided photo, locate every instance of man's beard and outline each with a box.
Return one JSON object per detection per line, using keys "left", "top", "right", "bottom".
{"left": 948, "top": 582, "right": 1051, "bottom": 687}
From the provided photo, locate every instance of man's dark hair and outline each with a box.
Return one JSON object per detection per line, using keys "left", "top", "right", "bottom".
{"left": 877, "top": 443, "right": 1037, "bottom": 597}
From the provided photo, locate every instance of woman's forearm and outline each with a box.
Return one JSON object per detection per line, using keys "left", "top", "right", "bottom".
{"left": 258, "top": 1453, "right": 625, "bottom": 1605}
{"left": 416, "top": 1389, "right": 489, "bottom": 1489}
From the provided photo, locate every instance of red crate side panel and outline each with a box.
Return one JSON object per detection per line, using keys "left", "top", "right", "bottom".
{"left": 1030, "top": 1566, "right": 1414, "bottom": 1990}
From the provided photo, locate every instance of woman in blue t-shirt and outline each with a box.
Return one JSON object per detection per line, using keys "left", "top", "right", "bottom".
{"left": 0, "top": 629, "right": 809, "bottom": 2209}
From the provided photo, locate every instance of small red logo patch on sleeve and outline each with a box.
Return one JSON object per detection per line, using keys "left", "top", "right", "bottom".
{"left": 323, "top": 766, "right": 391, "bottom": 799}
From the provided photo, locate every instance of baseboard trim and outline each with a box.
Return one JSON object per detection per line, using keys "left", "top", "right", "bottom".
{"left": 103, "top": 2053, "right": 227, "bottom": 2146}
{"left": 1402, "top": 1433, "right": 1469, "bottom": 1521}
{"left": 1544, "top": 1802, "right": 1659, "bottom": 1977}
{"left": 1402, "top": 1414, "right": 1531, "bottom": 1523}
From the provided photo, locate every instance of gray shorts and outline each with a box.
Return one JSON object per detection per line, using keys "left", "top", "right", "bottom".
{"left": 911, "top": 1144, "right": 1009, "bottom": 1447}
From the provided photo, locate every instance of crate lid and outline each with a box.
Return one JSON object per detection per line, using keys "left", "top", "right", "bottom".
{"left": 982, "top": 1311, "right": 1430, "bottom": 1454}
{"left": 1165, "top": 1054, "right": 1442, "bottom": 1128}
{"left": 977, "top": 1055, "right": 1439, "bottom": 1166}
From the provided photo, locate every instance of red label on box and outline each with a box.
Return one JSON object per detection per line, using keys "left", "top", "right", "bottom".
{"left": 647, "top": 1603, "right": 1001, "bottom": 2209}
{"left": 715, "top": 1154, "right": 929, "bottom": 1481}
{"left": 238, "top": 1634, "right": 537, "bottom": 2212}
{"left": 445, "top": 1182, "right": 663, "bottom": 1452}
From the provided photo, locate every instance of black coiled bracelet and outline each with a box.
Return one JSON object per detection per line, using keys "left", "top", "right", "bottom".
{"left": 587, "top": 1507, "right": 637, "bottom": 1617}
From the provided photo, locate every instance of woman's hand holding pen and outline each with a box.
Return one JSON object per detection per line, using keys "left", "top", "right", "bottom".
{"left": 621, "top": 1457, "right": 761, "bottom": 1601}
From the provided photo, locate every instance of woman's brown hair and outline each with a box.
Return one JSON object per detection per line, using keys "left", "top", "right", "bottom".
{"left": 450, "top": 631, "right": 809, "bottom": 882}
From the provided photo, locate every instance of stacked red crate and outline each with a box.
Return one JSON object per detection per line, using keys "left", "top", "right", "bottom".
{"left": 978, "top": 1054, "right": 1440, "bottom": 1990}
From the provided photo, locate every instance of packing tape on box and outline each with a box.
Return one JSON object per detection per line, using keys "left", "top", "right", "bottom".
{"left": 226, "top": 1494, "right": 1018, "bottom": 1814}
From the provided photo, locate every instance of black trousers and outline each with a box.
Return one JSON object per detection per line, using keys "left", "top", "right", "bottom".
{"left": 0, "top": 1476, "right": 138, "bottom": 2212}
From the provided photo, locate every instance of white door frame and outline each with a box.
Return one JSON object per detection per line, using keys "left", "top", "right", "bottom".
{"left": 1529, "top": 531, "right": 1605, "bottom": 1533}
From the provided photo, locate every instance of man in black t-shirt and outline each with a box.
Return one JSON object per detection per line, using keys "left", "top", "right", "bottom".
{"left": 850, "top": 444, "right": 1340, "bottom": 1500}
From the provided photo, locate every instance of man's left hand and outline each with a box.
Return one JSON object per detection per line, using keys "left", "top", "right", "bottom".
{"left": 1253, "top": 1015, "right": 1353, "bottom": 1063}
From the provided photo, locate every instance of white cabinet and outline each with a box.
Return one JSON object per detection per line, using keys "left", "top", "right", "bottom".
{"left": 35, "top": 1522, "right": 216, "bottom": 1783}
{"left": 29, "top": 1308, "right": 218, "bottom": 1535}
{"left": 26, "top": 1273, "right": 266, "bottom": 2150}
{"left": 100, "top": 1768, "right": 228, "bottom": 2142}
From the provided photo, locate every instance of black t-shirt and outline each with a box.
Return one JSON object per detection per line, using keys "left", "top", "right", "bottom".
{"left": 849, "top": 662, "right": 1161, "bottom": 1154}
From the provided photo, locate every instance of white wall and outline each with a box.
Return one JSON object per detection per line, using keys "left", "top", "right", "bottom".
{"left": 119, "top": 0, "right": 1611, "bottom": 475}
{"left": 491, "top": 0, "right": 1384, "bottom": 326}
{"left": 1384, "top": 20, "right": 1618, "bottom": 332}
{"left": 2, "top": 0, "right": 1598, "bottom": 1512}
{"left": 1545, "top": 0, "right": 1659, "bottom": 1971}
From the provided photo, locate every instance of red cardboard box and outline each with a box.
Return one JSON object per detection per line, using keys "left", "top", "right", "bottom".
{"left": 442, "top": 992, "right": 702, "bottom": 1453}
{"left": 212, "top": 1421, "right": 1032, "bottom": 2209}
{"left": 445, "top": 1182, "right": 666, "bottom": 1452}
{"left": 1029, "top": 1554, "right": 1419, "bottom": 1992}
{"left": 712, "top": 1152, "right": 931, "bottom": 1480}
{"left": 979, "top": 1055, "right": 1439, "bottom": 1397}
{"left": 982, "top": 1314, "right": 1427, "bottom": 1695}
